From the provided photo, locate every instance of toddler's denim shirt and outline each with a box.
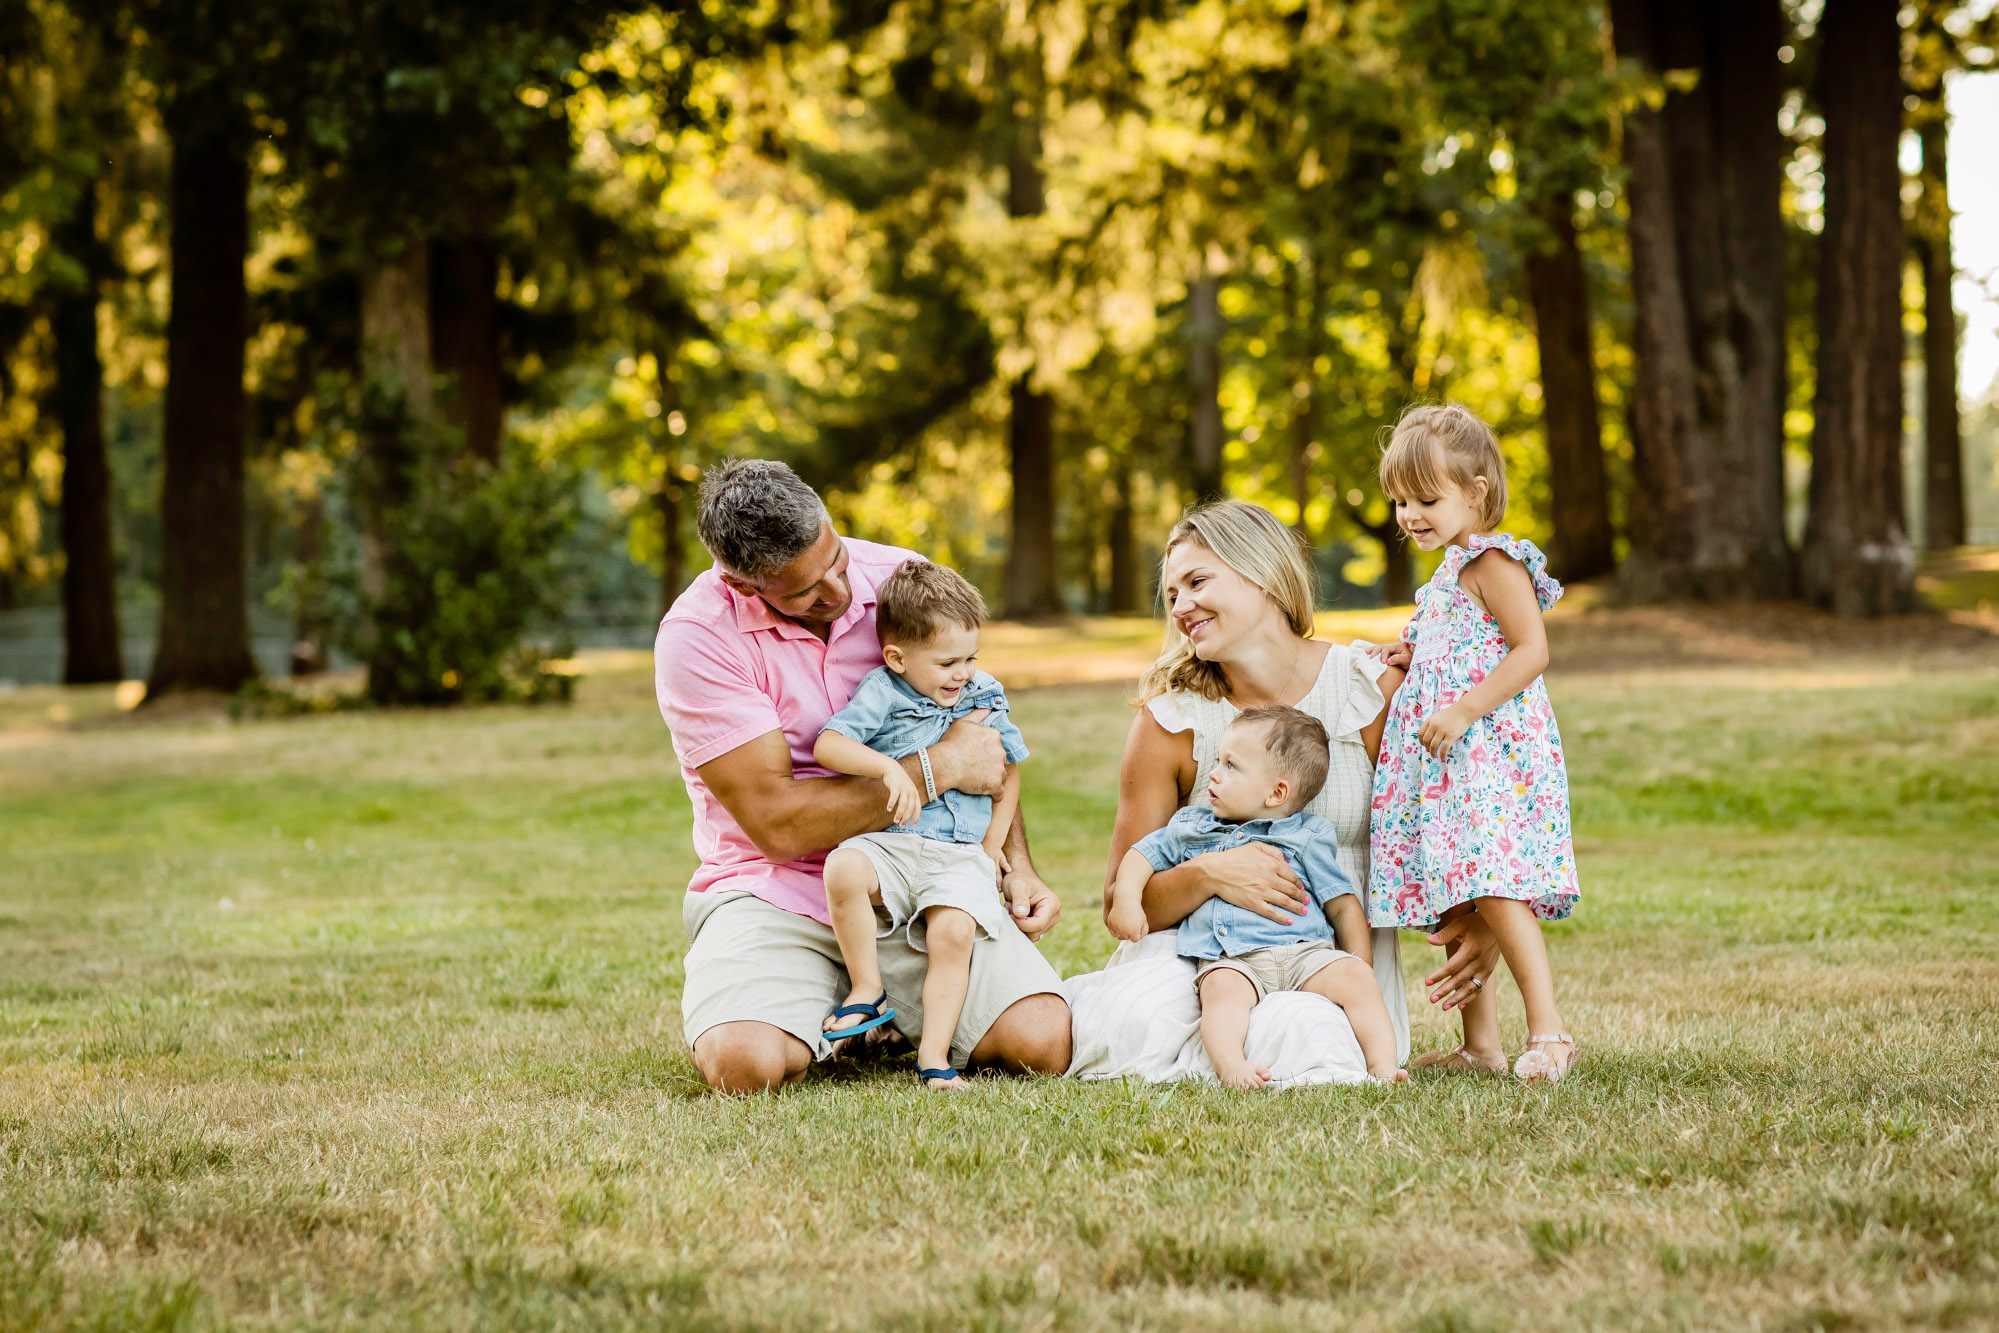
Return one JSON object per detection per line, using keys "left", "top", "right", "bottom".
{"left": 1133, "top": 804, "right": 1355, "bottom": 960}
{"left": 820, "top": 666, "right": 1030, "bottom": 844}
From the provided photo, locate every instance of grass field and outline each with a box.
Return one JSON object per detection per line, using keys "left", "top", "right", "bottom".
{"left": 2, "top": 603, "right": 1997, "bottom": 1331}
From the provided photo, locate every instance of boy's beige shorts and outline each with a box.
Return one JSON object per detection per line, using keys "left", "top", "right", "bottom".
{"left": 680, "top": 888, "right": 1064, "bottom": 1068}
{"left": 1194, "top": 940, "right": 1354, "bottom": 1002}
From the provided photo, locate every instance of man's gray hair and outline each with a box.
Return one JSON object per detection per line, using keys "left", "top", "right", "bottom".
{"left": 695, "top": 459, "right": 830, "bottom": 581}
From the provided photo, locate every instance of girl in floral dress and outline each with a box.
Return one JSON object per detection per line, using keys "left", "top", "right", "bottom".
{"left": 1368, "top": 404, "right": 1581, "bottom": 1082}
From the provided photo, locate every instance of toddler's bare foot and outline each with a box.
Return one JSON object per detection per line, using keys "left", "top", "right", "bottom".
{"left": 1371, "top": 1064, "right": 1410, "bottom": 1085}
{"left": 1213, "top": 1060, "right": 1272, "bottom": 1090}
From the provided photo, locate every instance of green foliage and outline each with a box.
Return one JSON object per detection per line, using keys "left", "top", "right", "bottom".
{"left": 335, "top": 388, "right": 579, "bottom": 706}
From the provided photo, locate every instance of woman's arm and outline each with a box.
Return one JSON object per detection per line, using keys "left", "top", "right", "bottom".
{"left": 1324, "top": 895, "right": 1373, "bottom": 965}
{"left": 1103, "top": 711, "right": 1193, "bottom": 923}
{"left": 1358, "top": 664, "right": 1405, "bottom": 766}
{"left": 1418, "top": 554, "right": 1550, "bottom": 757}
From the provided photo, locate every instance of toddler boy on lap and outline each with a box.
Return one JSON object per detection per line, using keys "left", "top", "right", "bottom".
{"left": 1107, "top": 705, "right": 1405, "bottom": 1088}
{"left": 813, "top": 561, "right": 1030, "bottom": 1092}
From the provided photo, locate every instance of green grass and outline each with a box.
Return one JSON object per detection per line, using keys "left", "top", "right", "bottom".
{"left": 2, "top": 648, "right": 1997, "bottom": 1330}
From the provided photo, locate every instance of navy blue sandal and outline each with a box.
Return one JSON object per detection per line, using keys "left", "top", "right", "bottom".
{"left": 823, "top": 991, "right": 896, "bottom": 1044}
{"left": 918, "top": 1066, "right": 967, "bottom": 1089}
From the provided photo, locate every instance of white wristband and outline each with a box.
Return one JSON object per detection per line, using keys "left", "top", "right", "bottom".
{"left": 918, "top": 747, "right": 937, "bottom": 803}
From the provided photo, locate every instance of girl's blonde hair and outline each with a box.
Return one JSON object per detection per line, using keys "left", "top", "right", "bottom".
{"left": 1379, "top": 402, "right": 1508, "bottom": 529}
{"left": 1136, "top": 501, "right": 1315, "bottom": 704}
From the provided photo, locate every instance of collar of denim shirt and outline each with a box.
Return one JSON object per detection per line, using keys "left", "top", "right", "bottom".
{"left": 1183, "top": 805, "right": 1319, "bottom": 839}
{"left": 883, "top": 667, "right": 1001, "bottom": 716}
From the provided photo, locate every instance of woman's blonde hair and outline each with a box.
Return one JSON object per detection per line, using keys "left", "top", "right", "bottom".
{"left": 1136, "top": 501, "right": 1315, "bottom": 704}
{"left": 1379, "top": 402, "right": 1508, "bottom": 529}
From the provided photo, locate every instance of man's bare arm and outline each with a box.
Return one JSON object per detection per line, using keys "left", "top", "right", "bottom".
{"left": 698, "top": 718, "right": 1007, "bottom": 865}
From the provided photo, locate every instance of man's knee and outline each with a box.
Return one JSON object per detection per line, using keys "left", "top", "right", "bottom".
{"left": 971, "top": 992, "right": 1072, "bottom": 1076}
{"left": 692, "top": 1021, "right": 812, "bottom": 1094}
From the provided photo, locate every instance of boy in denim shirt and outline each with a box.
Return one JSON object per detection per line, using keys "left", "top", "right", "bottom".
{"left": 812, "top": 561, "right": 1029, "bottom": 1091}
{"left": 1107, "top": 705, "right": 1405, "bottom": 1088}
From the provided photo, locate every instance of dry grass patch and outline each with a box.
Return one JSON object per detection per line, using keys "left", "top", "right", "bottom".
{"left": 2, "top": 636, "right": 1996, "bottom": 1330}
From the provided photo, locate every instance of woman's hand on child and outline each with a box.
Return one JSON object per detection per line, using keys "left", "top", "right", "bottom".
{"left": 1194, "top": 843, "right": 1311, "bottom": 924}
{"left": 1418, "top": 703, "right": 1473, "bottom": 757}
{"left": 882, "top": 766, "right": 924, "bottom": 826}
{"left": 1106, "top": 899, "right": 1149, "bottom": 943}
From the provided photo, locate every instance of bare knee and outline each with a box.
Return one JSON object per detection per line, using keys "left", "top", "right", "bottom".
{"left": 969, "top": 991, "right": 1072, "bottom": 1076}
{"left": 1310, "top": 954, "right": 1376, "bottom": 999}
{"left": 823, "top": 855, "right": 879, "bottom": 907}
{"left": 692, "top": 1021, "right": 811, "bottom": 1095}
{"left": 824, "top": 849, "right": 876, "bottom": 895}
{"left": 1198, "top": 969, "right": 1257, "bottom": 1010}
{"left": 926, "top": 908, "right": 976, "bottom": 955}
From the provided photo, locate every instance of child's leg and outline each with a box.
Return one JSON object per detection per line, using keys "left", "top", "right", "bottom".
{"left": 915, "top": 907, "right": 975, "bottom": 1090}
{"left": 1301, "top": 955, "right": 1409, "bottom": 1084}
{"left": 823, "top": 849, "right": 886, "bottom": 1035}
{"left": 1434, "top": 902, "right": 1503, "bottom": 1067}
{"left": 1197, "top": 968, "right": 1269, "bottom": 1089}
{"left": 1474, "top": 896, "right": 1573, "bottom": 1078}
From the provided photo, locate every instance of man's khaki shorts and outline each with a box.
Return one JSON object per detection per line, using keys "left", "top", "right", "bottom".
{"left": 680, "top": 889, "right": 1064, "bottom": 1068}
{"left": 1195, "top": 941, "right": 1353, "bottom": 1003}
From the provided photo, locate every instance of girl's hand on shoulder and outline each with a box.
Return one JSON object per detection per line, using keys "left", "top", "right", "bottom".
{"left": 1361, "top": 639, "right": 1412, "bottom": 669}
{"left": 1419, "top": 704, "right": 1473, "bottom": 757}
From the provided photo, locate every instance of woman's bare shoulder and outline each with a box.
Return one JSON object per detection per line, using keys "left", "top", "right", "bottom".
{"left": 1122, "top": 705, "right": 1196, "bottom": 778}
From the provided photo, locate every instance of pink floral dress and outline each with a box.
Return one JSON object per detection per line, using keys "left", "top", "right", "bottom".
{"left": 1368, "top": 533, "right": 1580, "bottom": 929}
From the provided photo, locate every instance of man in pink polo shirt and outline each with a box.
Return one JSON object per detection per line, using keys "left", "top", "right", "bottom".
{"left": 656, "top": 460, "right": 1071, "bottom": 1093}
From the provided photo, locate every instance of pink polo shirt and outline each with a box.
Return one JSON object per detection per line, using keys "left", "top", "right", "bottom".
{"left": 653, "top": 537, "right": 918, "bottom": 924}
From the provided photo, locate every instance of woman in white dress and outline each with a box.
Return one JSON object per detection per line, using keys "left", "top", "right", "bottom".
{"left": 1064, "top": 501, "right": 1501, "bottom": 1085}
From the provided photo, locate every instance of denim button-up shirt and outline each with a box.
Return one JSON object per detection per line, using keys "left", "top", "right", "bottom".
{"left": 1133, "top": 805, "right": 1355, "bottom": 960}
{"left": 820, "top": 667, "right": 1029, "bottom": 844}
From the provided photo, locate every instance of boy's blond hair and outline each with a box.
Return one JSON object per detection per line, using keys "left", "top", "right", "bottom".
{"left": 876, "top": 560, "right": 986, "bottom": 646}
{"left": 1379, "top": 402, "right": 1508, "bottom": 529}
{"left": 1231, "top": 704, "right": 1331, "bottom": 813}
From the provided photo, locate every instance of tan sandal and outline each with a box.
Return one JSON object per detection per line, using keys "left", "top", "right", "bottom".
{"left": 1513, "top": 1033, "right": 1578, "bottom": 1083}
{"left": 1410, "top": 1046, "right": 1508, "bottom": 1074}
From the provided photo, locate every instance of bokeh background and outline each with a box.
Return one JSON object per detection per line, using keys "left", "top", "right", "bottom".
{"left": 0, "top": 0, "right": 1995, "bottom": 701}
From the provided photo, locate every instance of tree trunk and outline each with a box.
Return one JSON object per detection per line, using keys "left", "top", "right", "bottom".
{"left": 1801, "top": 0, "right": 1915, "bottom": 616}
{"left": 654, "top": 346, "right": 686, "bottom": 614}
{"left": 1608, "top": 0, "right": 1790, "bottom": 600}
{"left": 290, "top": 491, "right": 328, "bottom": 676}
{"left": 1002, "top": 377, "right": 1060, "bottom": 617}
{"left": 1188, "top": 268, "right": 1224, "bottom": 502}
{"left": 146, "top": 105, "right": 258, "bottom": 697}
{"left": 361, "top": 245, "right": 433, "bottom": 420}
{"left": 1523, "top": 205, "right": 1614, "bottom": 584}
{"left": 1107, "top": 459, "right": 1139, "bottom": 614}
{"left": 1290, "top": 403, "right": 1314, "bottom": 545}
{"left": 431, "top": 236, "right": 502, "bottom": 463}
{"left": 1001, "top": 110, "right": 1061, "bottom": 618}
{"left": 1915, "top": 117, "right": 1963, "bottom": 551}
{"left": 1705, "top": 0, "right": 1790, "bottom": 592}
{"left": 52, "top": 185, "right": 123, "bottom": 684}
{"left": 356, "top": 241, "right": 432, "bottom": 614}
